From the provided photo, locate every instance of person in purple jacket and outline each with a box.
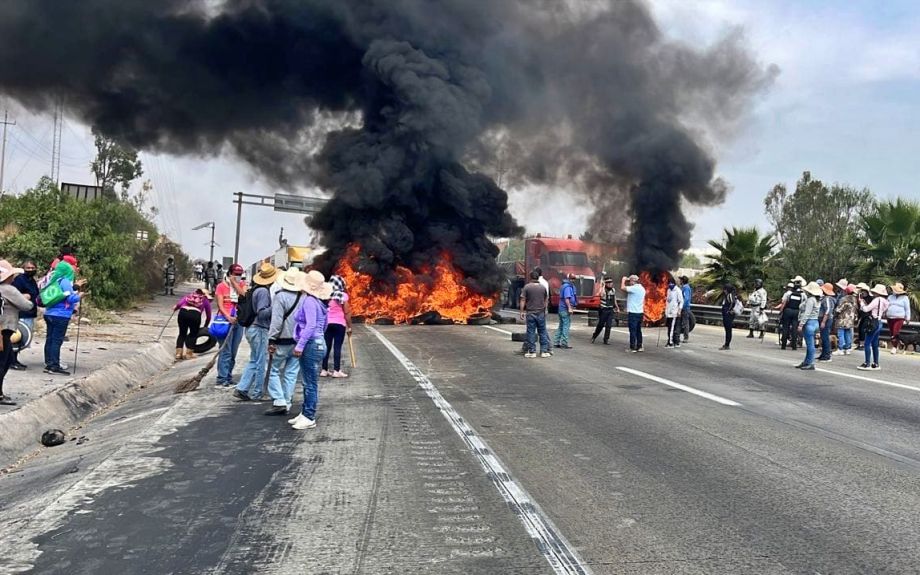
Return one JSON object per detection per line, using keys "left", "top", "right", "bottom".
{"left": 288, "top": 270, "right": 332, "bottom": 431}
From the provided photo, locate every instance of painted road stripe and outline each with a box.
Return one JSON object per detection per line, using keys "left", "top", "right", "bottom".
{"left": 616, "top": 366, "right": 742, "bottom": 406}
{"left": 483, "top": 325, "right": 514, "bottom": 336}
{"left": 369, "top": 326, "right": 591, "bottom": 575}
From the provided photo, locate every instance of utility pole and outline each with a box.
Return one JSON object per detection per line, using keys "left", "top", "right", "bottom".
{"left": 233, "top": 191, "right": 243, "bottom": 263}
{"left": 0, "top": 110, "right": 15, "bottom": 194}
{"left": 193, "top": 221, "right": 217, "bottom": 263}
{"left": 51, "top": 100, "right": 63, "bottom": 185}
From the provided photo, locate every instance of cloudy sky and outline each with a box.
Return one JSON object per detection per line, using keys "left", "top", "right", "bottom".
{"left": 1, "top": 0, "right": 918, "bottom": 265}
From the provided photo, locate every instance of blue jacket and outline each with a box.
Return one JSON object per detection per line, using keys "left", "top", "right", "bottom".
{"left": 13, "top": 274, "right": 40, "bottom": 318}
{"left": 560, "top": 281, "right": 577, "bottom": 309}
{"left": 43, "top": 278, "right": 81, "bottom": 319}
{"left": 681, "top": 284, "right": 692, "bottom": 310}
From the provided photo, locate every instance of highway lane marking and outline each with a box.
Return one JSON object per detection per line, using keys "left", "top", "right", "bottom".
{"left": 615, "top": 367, "right": 742, "bottom": 407}
{"left": 369, "top": 326, "right": 592, "bottom": 575}
{"left": 756, "top": 354, "right": 920, "bottom": 393}
{"left": 482, "top": 325, "right": 514, "bottom": 336}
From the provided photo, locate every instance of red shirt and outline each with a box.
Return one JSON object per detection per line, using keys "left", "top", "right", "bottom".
{"left": 215, "top": 279, "right": 247, "bottom": 317}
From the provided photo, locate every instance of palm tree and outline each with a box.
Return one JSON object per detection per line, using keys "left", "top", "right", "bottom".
{"left": 855, "top": 199, "right": 920, "bottom": 312}
{"left": 699, "top": 227, "right": 776, "bottom": 299}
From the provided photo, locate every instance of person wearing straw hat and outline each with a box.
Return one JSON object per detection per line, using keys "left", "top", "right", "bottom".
{"left": 289, "top": 270, "right": 332, "bottom": 430}
{"left": 858, "top": 284, "right": 890, "bottom": 370}
{"left": 887, "top": 283, "right": 911, "bottom": 355}
{"left": 264, "top": 269, "right": 305, "bottom": 415}
{"left": 816, "top": 283, "right": 837, "bottom": 362}
{"left": 795, "top": 282, "right": 823, "bottom": 370}
{"left": 10, "top": 259, "right": 40, "bottom": 371}
{"left": 853, "top": 282, "right": 872, "bottom": 350}
{"left": 172, "top": 287, "right": 212, "bottom": 360}
{"left": 833, "top": 285, "right": 857, "bottom": 356}
{"left": 233, "top": 262, "right": 279, "bottom": 401}
{"left": 0, "top": 260, "right": 36, "bottom": 405}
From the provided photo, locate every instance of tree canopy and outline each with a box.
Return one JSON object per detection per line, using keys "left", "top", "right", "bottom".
{"left": 699, "top": 227, "right": 775, "bottom": 297}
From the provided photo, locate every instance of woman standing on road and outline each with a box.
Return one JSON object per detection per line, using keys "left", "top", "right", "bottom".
{"left": 321, "top": 275, "right": 352, "bottom": 378}
{"left": 859, "top": 284, "right": 890, "bottom": 371}
{"left": 173, "top": 288, "right": 212, "bottom": 360}
{"left": 288, "top": 271, "right": 331, "bottom": 431}
{"left": 887, "top": 283, "right": 911, "bottom": 355}
{"left": 833, "top": 285, "right": 857, "bottom": 356}
{"left": 796, "top": 282, "right": 822, "bottom": 370}
{"left": 0, "top": 260, "right": 36, "bottom": 405}
{"left": 719, "top": 284, "right": 739, "bottom": 351}
{"left": 42, "top": 261, "right": 81, "bottom": 376}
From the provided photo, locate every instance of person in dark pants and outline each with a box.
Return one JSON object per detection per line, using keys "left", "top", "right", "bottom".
{"left": 720, "top": 284, "right": 739, "bottom": 350}
{"left": 592, "top": 276, "right": 620, "bottom": 344}
{"left": 817, "top": 283, "right": 836, "bottom": 361}
{"left": 679, "top": 276, "right": 692, "bottom": 343}
{"left": 520, "top": 271, "right": 551, "bottom": 358}
{"left": 321, "top": 275, "right": 352, "bottom": 378}
{"left": 173, "top": 288, "right": 212, "bottom": 360}
{"left": 0, "top": 260, "right": 36, "bottom": 405}
{"left": 779, "top": 281, "right": 803, "bottom": 350}
{"left": 621, "top": 274, "right": 646, "bottom": 352}
{"left": 42, "top": 261, "right": 81, "bottom": 375}
{"left": 11, "top": 259, "right": 40, "bottom": 371}
{"left": 665, "top": 279, "right": 684, "bottom": 348}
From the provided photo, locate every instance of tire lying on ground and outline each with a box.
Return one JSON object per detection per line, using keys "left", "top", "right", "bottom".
{"left": 190, "top": 327, "right": 218, "bottom": 354}
{"left": 511, "top": 332, "right": 528, "bottom": 342}
{"left": 467, "top": 313, "right": 492, "bottom": 326}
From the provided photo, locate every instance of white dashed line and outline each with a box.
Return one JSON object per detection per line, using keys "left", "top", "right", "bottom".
{"left": 615, "top": 367, "right": 742, "bottom": 406}
{"left": 482, "top": 325, "right": 514, "bottom": 336}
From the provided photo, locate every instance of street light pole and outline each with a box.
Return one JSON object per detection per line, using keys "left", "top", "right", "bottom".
{"left": 193, "top": 221, "right": 217, "bottom": 263}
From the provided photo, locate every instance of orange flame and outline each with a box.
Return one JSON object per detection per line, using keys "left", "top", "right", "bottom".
{"left": 639, "top": 271, "right": 669, "bottom": 324}
{"left": 336, "top": 244, "right": 494, "bottom": 324}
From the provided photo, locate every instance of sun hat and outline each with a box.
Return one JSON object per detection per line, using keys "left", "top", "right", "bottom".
{"left": 252, "top": 262, "right": 280, "bottom": 286}
{"left": 802, "top": 282, "right": 823, "bottom": 297}
{"left": 871, "top": 284, "right": 889, "bottom": 297}
{"left": 300, "top": 270, "right": 334, "bottom": 299}
{"left": 280, "top": 268, "right": 305, "bottom": 291}
{"left": 821, "top": 283, "right": 835, "bottom": 296}
{"left": 792, "top": 275, "right": 806, "bottom": 285}
{"left": 786, "top": 282, "right": 794, "bottom": 289}
{"left": 854, "top": 282, "right": 871, "bottom": 292}
{"left": 0, "top": 259, "right": 24, "bottom": 283}
{"left": 892, "top": 282, "right": 907, "bottom": 295}
{"left": 628, "top": 274, "right": 639, "bottom": 282}
{"left": 836, "top": 278, "right": 849, "bottom": 290}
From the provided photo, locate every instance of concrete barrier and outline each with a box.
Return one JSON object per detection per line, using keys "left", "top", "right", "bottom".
{"left": 0, "top": 340, "right": 174, "bottom": 469}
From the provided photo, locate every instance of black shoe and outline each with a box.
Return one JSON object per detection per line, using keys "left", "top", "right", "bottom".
{"left": 799, "top": 364, "right": 815, "bottom": 371}
{"left": 603, "top": 340, "right": 610, "bottom": 345}
{"left": 44, "top": 366, "right": 71, "bottom": 376}
{"left": 759, "top": 332, "right": 765, "bottom": 339}
{"left": 794, "top": 362, "right": 806, "bottom": 368}
{"left": 0, "top": 395, "right": 16, "bottom": 406}
{"left": 554, "top": 344, "right": 562, "bottom": 348}
{"left": 665, "top": 343, "right": 674, "bottom": 348}
{"left": 232, "top": 389, "right": 251, "bottom": 401}
{"left": 562, "top": 345, "right": 574, "bottom": 349}
{"left": 591, "top": 336, "right": 597, "bottom": 344}
{"left": 264, "top": 406, "right": 288, "bottom": 416}
{"left": 747, "top": 332, "right": 755, "bottom": 338}
{"left": 682, "top": 337, "right": 689, "bottom": 343}
{"left": 10, "top": 361, "right": 27, "bottom": 371}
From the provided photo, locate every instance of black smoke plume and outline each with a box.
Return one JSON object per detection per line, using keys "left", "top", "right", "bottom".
{"left": 0, "top": 0, "right": 775, "bottom": 286}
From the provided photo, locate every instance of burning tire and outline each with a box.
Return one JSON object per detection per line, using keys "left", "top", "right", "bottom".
{"left": 511, "top": 332, "right": 527, "bottom": 342}
{"left": 466, "top": 313, "right": 491, "bottom": 326}
{"left": 374, "top": 317, "right": 395, "bottom": 325}
{"left": 410, "top": 311, "right": 440, "bottom": 325}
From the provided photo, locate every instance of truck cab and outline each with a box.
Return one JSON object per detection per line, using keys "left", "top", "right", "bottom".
{"left": 525, "top": 236, "right": 599, "bottom": 310}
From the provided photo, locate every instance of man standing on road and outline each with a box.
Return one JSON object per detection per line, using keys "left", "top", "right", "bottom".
{"left": 163, "top": 256, "right": 177, "bottom": 296}
{"left": 214, "top": 263, "right": 247, "bottom": 387}
{"left": 553, "top": 273, "right": 577, "bottom": 349}
{"left": 520, "top": 271, "right": 551, "bottom": 358}
{"left": 817, "top": 283, "right": 837, "bottom": 362}
{"left": 194, "top": 262, "right": 203, "bottom": 282}
{"left": 234, "top": 263, "right": 278, "bottom": 401}
{"left": 679, "top": 275, "right": 692, "bottom": 343}
{"left": 621, "top": 274, "right": 646, "bottom": 353}
{"left": 592, "top": 276, "right": 620, "bottom": 345}
{"left": 266, "top": 269, "right": 305, "bottom": 414}
{"left": 665, "top": 279, "right": 684, "bottom": 348}
{"left": 779, "top": 280, "right": 803, "bottom": 350}
{"left": 747, "top": 278, "right": 768, "bottom": 339}
{"left": 204, "top": 262, "right": 217, "bottom": 292}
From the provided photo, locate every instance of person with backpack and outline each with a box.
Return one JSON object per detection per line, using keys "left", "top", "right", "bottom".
{"left": 720, "top": 284, "right": 741, "bottom": 350}
{"left": 214, "top": 263, "right": 247, "bottom": 387}
{"left": 41, "top": 261, "right": 81, "bottom": 376}
{"left": 233, "top": 263, "right": 278, "bottom": 401}
{"left": 173, "top": 287, "right": 212, "bottom": 360}
{"left": 553, "top": 273, "right": 577, "bottom": 349}
{"left": 0, "top": 260, "right": 36, "bottom": 405}
{"left": 264, "top": 268, "right": 305, "bottom": 415}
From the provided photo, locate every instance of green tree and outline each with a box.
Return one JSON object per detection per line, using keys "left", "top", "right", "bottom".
{"left": 0, "top": 177, "right": 188, "bottom": 308}
{"left": 699, "top": 227, "right": 776, "bottom": 297}
{"left": 855, "top": 198, "right": 920, "bottom": 313}
{"left": 764, "top": 171, "right": 875, "bottom": 281}
{"left": 680, "top": 252, "right": 702, "bottom": 269}
{"left": 90, "top": 129, "right": 144, "bottom": 198}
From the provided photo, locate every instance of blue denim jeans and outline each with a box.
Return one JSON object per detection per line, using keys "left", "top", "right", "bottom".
{"left": 236, "top": 326, "right": 269, "bottom": 397}
{"left": 553, "top": 308, "right": 571, "bottom": 346}
{"left": 216, "top": 323, "right": 244, "bottom": 385}
{"left": 803, "top": 319, "right": 818, "bottom": 366}
{"left": 627, "top": 312, "right": 644, "bottom": 350}
{"left": 267, "top": 343, "right": 301, "bottom": 408}
{"left": 298, "top": 338, "right": 326, "bottom": 420}
{"left": 526, "top": 312, "right": 550, "bottom": 353}
{"left": 864, "top": 322, "right": 883, "bottom": 365}
{"left": 837, "top": 327, "right": 853, "bottom": 351}
{"left": 819, "top": 322, "right": 833, "bottom": 358}
{"left": 43, "top": 315, "right": 70, "bottom": 369}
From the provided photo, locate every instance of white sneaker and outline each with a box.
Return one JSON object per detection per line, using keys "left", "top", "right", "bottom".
{"left": 524, "top": 352, "right": 537, "bottom": 358}
{"left": 292, "top": 416, "right": 316, "bottom": 430}
{"left": 832, "top": 350, "right": 845, "bottom": 356}
{"left": 891, "top": 347, "right": 898, "bottom": 355}
{"left": 540, "top": 352, "right": 552, "bottom": 358}
{"left": 844, "top": 350, "right": 851, "bottom": 355}
{"left": 332, "top": 370, "right": 349, "bottom": 378}
{"left": 320, "top": 370, "right": 330, "bottom": 377}
{"left": 288, "top": 413, "right": 306, "bottom": 425}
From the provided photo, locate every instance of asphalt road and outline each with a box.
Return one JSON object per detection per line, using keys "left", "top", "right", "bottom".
{"left": 2, "top": 316, "right": 920, "bottom": 574}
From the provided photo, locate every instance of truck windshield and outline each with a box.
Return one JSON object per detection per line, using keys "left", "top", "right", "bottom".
{"left": 548, "top": 252, "right": 589, "bottom": 267}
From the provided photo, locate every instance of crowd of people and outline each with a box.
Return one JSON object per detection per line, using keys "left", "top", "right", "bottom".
{"left": 519, "top": 267, "right": 914, "bottom": 374}
{"left": 0, "top": 247, "right": 85, "bottom": 406}
{"left": 172, "top": 261, "right": 352, "bottom": 431}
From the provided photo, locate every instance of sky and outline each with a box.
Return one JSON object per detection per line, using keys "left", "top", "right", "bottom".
{"left": 0, "top": 0, "right": 918, "bottom": 266}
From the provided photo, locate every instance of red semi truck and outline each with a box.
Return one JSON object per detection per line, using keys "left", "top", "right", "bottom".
{"left": 498, "top": 235, "right": 601, "bottom": 310}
